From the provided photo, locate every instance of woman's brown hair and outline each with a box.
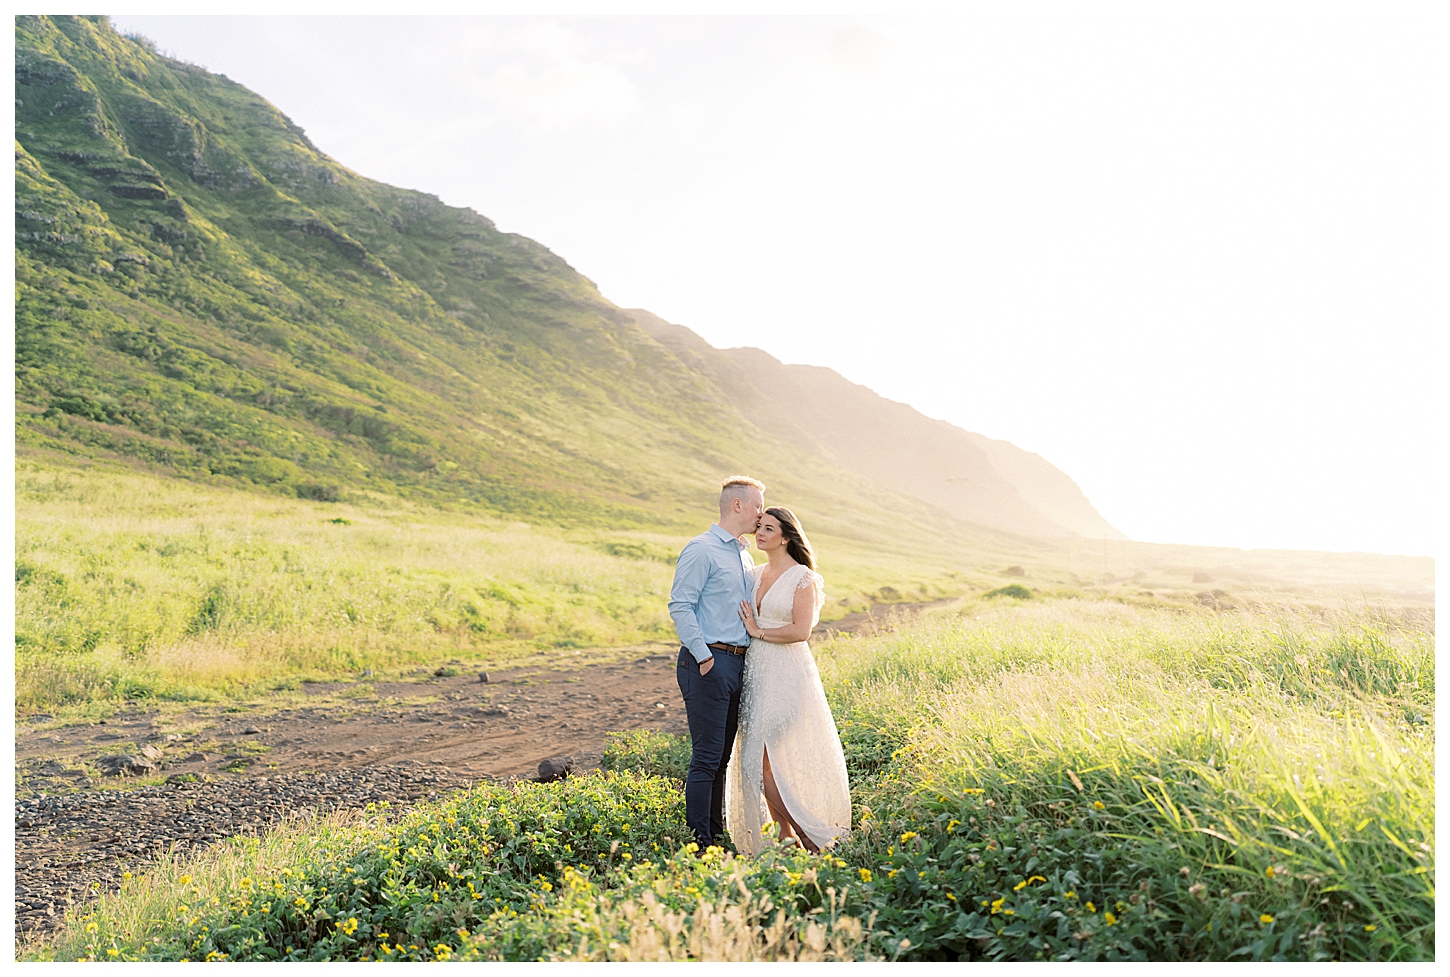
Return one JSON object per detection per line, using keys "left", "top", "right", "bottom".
{"left": 765, "top": 506, "right": 816, "bottom": 571}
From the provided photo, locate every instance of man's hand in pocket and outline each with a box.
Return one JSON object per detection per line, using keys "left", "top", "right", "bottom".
{"left": 699, "top": 656, "right": 715, "bottom": 676}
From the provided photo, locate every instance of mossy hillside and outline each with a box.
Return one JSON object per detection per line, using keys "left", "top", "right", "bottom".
{"left": 18, "top": 15, "right": 1015, "bottom": 548}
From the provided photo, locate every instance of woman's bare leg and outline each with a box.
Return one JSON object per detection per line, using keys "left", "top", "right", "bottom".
{"left": 762, "top": 746, "right": 820, "bottom": 853}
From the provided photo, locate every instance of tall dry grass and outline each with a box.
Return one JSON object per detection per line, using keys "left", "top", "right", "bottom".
{"left": 15, "top": 463, "right": 677, "bottom": 709}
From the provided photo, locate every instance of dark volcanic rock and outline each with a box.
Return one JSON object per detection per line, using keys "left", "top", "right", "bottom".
{"left": 97, "top": 755, "right": 154, "bottom": 777}
{"left": 536, "top": 757, "right": 572, "bottom": 783}
{"left": 15, "top": 766, "right": 465, "bottom": 940}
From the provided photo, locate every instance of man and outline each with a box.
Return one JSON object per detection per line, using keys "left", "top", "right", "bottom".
{"left": 668, "top": 475, "right": 765, "bottom": 848}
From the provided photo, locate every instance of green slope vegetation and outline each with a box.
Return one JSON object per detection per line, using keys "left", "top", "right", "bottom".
{"left": 17, "top": 14, "right": 990, "bottom": 543}
{"left": 15, "top": 14, "right": 716, "bottom": 525}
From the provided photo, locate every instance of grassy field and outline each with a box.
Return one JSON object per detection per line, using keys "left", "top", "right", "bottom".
{"left": 15, "top": 457, "right": 1001, "bottom": 718}
{"left": 29, "top": 592, "right": 1433, "bottom": 961}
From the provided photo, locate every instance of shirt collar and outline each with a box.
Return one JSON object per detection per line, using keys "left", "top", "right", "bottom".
{"left": 709, "top": 523, "right": 748, "bottom": 549}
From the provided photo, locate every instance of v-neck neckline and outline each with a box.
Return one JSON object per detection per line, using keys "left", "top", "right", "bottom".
{"left": 756, "top": 562, "right": 800, "bottom": 615}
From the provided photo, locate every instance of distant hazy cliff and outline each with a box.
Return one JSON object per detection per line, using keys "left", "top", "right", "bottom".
{"left": 629, "top": 310, "right": 1126, "bottom": 540}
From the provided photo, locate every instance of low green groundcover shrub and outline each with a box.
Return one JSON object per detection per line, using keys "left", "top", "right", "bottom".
{"left": 35, "top": 604, "right": 1434, "bottom": 962}
{"left": 49, "top": 740, "right": 1428, "bottom": 961}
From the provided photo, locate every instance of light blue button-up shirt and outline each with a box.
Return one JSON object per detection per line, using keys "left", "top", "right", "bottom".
{"left": 669, "top": 523, "right": 756, "bottom": 663}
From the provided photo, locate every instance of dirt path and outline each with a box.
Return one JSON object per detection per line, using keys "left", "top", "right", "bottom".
{"left": 14, "top": 600, "right": 953, "bottom": 942}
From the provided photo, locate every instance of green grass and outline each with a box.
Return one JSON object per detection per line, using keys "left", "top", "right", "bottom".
{"left": 29, "top": 596, "right": 1433, "bottom": 961}
{"left": 14, "top": 458, "right": 993, "bottom": 718}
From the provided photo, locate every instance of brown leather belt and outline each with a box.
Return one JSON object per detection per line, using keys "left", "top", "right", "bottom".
{"left": 706, "top": 642, "right": 749, "bottom": 656}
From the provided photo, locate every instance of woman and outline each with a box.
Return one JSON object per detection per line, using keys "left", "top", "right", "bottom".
{"left": 725, "top": 506, "right": 851, "bottom": 855}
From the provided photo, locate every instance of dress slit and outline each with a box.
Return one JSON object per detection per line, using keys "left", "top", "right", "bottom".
{"left": 762, "top": 742, "right": 818, "bottom": 850}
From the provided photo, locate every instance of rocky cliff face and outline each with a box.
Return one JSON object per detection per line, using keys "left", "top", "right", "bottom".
{"left": 628, "top": 310, "right": 1125, "bottom": 540}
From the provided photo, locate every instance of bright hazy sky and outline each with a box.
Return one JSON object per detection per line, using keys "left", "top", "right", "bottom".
{"left": 112, "top": 11, "right": 1443, "bottom": 557}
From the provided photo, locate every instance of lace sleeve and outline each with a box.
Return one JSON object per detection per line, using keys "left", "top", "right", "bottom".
{"left": 795, "top": 568, "right": 826, "bottom": 622}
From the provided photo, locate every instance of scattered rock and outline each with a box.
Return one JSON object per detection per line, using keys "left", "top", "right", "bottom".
{"left": 26, "top": 714, "right": 54, "bottom": 724}
{"left": 97, "top": 755, "right": 155, "bottom": 777}
{"left": 361, "top": 668, "right": 374, "bottom": 678}
{"left": 481, "top": 707, "right": 509, "bottom": 717}
{"left": 140, "top": 744, "right": 164, "bottom": 760}
{"left": 182, "top": 752, "right": 210, "bottom": 763}
{"left": 15, "top": 766, "right": 462, "bottom": 938}
{"left": 536, "top": 757, "right": 572, "bottom": 783}
{"left": 1195, "top": 590, "right": 1235, "bottom": 610}
{"left": 242, "top": 726, "right": 262, "bottom": 735}
{"left": 478, "top": 672, "right": 491, "bottom": 684}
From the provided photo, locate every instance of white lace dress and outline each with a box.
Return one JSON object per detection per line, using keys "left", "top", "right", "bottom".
{"left": 725, "top": 562, "right": 851, "bottom": 856}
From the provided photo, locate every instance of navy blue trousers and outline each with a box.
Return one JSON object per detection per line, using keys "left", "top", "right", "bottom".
{"left": 676, "top": 646, "right": 744, "bottom": 847}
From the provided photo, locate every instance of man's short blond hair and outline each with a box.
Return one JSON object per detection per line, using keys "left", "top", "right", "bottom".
{"left": 719, "top": 475, "right": 765, "bottom": 510}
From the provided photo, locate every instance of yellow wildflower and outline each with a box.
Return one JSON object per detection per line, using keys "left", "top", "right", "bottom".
{"left": 1365, "top": 924, "right": 1377, "bottom": 932}
{"left": 991, "top": 897, "right": 1006, "bottom": 914}
{"left": 1265, "top": 866, "right": 1275, "bottom": 878}
{"left": 1014, "top": 879, "right": 1029, "bottom": 891}
{"left": 1260, "top": 914, "right": 1275, "bottom": 924}
{"left": 1093, "top": 801, "right": 1105, "bottom": 810}
{"left": 859, "top": 869, "right": 873, "bottom": 883}
{"left": 947, "top": 819, "right": 960, "bottom": 832}
{"left": 1086, "top": 902, "right": 1096, "bottom": 913}
{"left": 1104, "top": 912, "right": 1117, "bottom": 925}
{"left": 1064, "top": 891, "right": 1077, "bottom": 900}
{"left": 107, "top": 949, "right": 119, "bottom": 958}
{"left": 900, "top": 831, "right": 918, "bottom": 843}
{"left": 178, "top": 874, "right": 192, "bottom": 886}
{"left": 946, "top": 893, "right": 957, "bottom": 901}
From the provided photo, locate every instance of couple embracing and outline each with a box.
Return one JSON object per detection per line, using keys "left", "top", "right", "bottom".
{"left": 668, "top": 476, "right": 851, "bottom": 856}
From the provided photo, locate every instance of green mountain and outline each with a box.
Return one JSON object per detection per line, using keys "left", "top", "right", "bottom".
{"left": 14, "top": 15, "right": 1119, "bottom": 549}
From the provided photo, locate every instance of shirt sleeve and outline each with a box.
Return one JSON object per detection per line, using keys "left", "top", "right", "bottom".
{"left": 668, "top": 540, "right": 713, "bottom": 662}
